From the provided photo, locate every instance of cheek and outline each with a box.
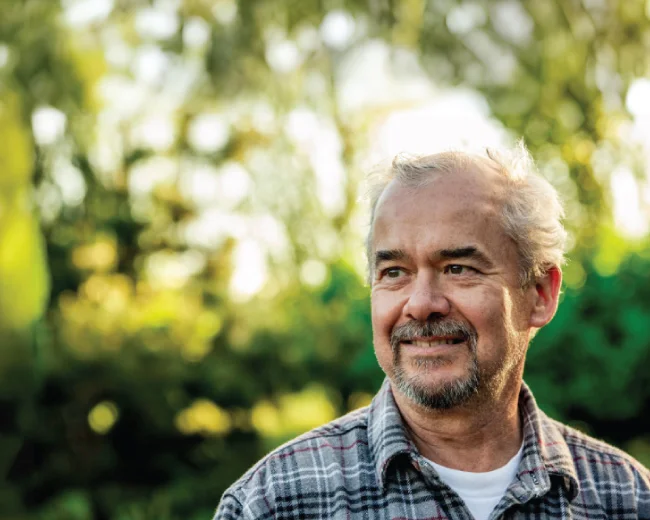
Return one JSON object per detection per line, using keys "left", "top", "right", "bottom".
{"left": 371, "top": 290, "right": 402, "bottom": 338}
{"left": 371, "top": 291, "right": 400, "bottom": 374}
{"left": 461, "top": 289, "right": 526, "bottom": 357}
{"left": 453, "top": 289, "right": 509, "bottom": 340}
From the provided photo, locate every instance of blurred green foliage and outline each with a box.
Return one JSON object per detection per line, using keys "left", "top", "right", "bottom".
{"left": 1, "top": 0, "right": 650, "bottom": 518}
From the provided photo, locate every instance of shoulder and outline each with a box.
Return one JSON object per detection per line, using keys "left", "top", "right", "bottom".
{"left": 215, "top": 406, "right": 373, "bottom": 519}
{"left": 549, "top": 417, "right": 650, "bottom": 491}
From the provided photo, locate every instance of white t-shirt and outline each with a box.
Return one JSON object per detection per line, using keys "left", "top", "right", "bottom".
{"left": 425, "top": 444, "right": 523, "bottom": 520}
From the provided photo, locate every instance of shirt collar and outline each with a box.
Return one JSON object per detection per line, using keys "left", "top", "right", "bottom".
{"left": 367, "top": 379, "right": 415, "bottom": 489}
{"left": 367, "top": 379, "right": 579, "bottom": 499}
{"left": 516, "top": 381, "right": 580, "bottom": 500}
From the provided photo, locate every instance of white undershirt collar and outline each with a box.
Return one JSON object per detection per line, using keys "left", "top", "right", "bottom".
{"left": 425, "top": 443, "right": 524, "bottom": 520}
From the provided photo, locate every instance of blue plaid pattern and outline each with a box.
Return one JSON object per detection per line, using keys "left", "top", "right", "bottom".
{"left": 214, "top": 380, "right": 650, "bottom": 519}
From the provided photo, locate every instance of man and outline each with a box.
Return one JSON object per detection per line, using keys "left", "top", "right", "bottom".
{"left": 215, "top": 143, "right": 650, "bottom": 519}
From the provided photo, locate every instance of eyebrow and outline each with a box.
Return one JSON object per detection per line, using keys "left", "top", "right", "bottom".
{"left": 438, "top": 246, "right": 495, "bottom": 268}
{"left": 374, "top": 249, "right": 410, "bottom": 270}
{"left": 373, "top": 246, "right": 496, "bottom": 270}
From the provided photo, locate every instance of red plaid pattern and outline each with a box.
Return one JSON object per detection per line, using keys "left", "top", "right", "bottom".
{"left": 214, "top": 380, "right": 650, "bottom": 519}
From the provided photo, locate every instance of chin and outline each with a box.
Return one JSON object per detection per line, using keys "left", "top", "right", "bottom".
{"left": 392, "top": 361, "right": 480, "bottom": 410}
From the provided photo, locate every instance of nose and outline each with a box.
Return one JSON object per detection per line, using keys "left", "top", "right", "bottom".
{"left": 403, "top": 274, "right": 451, "bottom": 322}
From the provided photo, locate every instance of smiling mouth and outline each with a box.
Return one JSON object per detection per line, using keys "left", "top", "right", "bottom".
{"left": 402, "top": 336, "right": 465, "bottom": 347}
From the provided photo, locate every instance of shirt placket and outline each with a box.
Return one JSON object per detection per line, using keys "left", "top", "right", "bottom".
{"left": 489, "top": 469, "right": 561, "bottom": 520}
{"left": 412, "top": 454, "right": 477, "bottom": 520}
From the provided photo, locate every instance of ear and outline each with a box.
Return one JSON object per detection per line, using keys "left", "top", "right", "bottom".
{"left": 528, "top": 265, "right": 562, "bottom": 328}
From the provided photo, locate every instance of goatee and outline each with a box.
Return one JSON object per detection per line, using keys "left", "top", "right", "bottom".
{"left": 390, "top": 319, "right": 479, "bottom": 409}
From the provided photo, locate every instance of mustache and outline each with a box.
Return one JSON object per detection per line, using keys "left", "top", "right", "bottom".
{"left": 390, "top": 319, "right": 477, "bottom": 352}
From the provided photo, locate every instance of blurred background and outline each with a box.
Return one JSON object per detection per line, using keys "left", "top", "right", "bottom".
{"left": 2, "top": 0, "right": 650, "bottom": 518}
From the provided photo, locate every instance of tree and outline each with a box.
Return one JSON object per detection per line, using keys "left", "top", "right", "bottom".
{"left": 2, "top": 0, "right": 649, "bottom": 517}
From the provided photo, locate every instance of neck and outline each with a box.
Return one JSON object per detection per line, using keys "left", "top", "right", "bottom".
{"left": 393, "top": 378, "right": 523, "bottom": 472}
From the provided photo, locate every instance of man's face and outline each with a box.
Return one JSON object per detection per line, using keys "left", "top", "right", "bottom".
{"left": 370, "top": 166, "right": 536, "bottom": 410}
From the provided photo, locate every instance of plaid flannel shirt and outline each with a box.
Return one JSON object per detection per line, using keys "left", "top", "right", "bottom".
{"left": 214, "top": 380, "right": 650, "bottom": 519}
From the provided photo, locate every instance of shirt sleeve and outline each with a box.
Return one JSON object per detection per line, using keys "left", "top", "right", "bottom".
{"left": 213, "top": 493, "right": 244, "bottom": 520}
{"left": 635, "top": 464, "right": 650, "bottom": 516}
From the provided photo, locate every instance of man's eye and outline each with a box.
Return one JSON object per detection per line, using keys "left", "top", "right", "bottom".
{"left": 382, "top": 267, "right": 404, "bottom": 279}
{"left": 445, "top": 264, "right": 474, "bottom": 275}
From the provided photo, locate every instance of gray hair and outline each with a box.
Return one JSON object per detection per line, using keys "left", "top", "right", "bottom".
{"left": 365, "top": 141, "right": 567, "bottom": 286}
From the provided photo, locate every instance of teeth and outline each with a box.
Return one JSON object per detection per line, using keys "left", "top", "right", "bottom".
{"left": 410, "top": 339, "right": 459, "bottom": 347}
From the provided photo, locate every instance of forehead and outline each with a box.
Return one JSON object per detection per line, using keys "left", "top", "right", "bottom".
{"left": 371, "top": 164, "right": 511, "bottom": 254}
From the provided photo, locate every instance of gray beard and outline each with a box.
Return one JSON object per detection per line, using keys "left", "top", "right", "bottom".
{"left": 390, "top": 319, "right": 480, "bottom": 410}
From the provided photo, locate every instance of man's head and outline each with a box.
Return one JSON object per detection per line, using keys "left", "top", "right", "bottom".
{"left": 367, "top": 142, "right": 565, "bottom": 410}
